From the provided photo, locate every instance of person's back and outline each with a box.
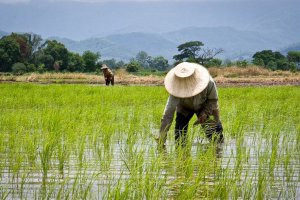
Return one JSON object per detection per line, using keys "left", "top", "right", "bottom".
{"left": 101, "top": 64, "right": 114, "bottom": 86}
{"left": 157, "top": 62, "right": 223, "bottom": 149}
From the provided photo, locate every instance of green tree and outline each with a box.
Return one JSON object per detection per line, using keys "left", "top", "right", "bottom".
{"left": 25, "top": 33, "right": 42, "bottom": 54}
{"left": 12, "top": 62, "right": 27, "bottom": 75}
{"left": 253, "top": 50, "right": 275, "bottom": 66}
{"left": 0, "top": 33, "right": 43, "bottom": 72}
{"left": 267, "top": 61, "right": 277, "bottom": 70}
{"left": 252, "top": 50, "right": 291, "bottom": 70}
{"left": 67, "top": 52, "right": 84, "bottom": 72}
{"left": 252, "top": 50, "right": 286, "bottom": 67}
{"left": 37, "top": 64, "right": 46, "bottom": 73}
{"left": 126, "top": 60, "right": 140, "bottom": 72}
{"left": 9, "top": 33, "right": 32, "bottom": 63}
{"left": 149, "top": 56, "right": 169, "bottom": 71}
{"left": 0, "top": 36, "right": 21, "bottom": 72}
{"left": 26, "top": 64, "right": 36, "bottom": 72}
{"left": 136, "top": 51, "right": 151, "bottom": 68}
{"left": 82, "top": 51, "right": 100, "bottom": 72}
{"left": 276, "top": 59, "right": 289, "bottom": 71}
{"left": 10, "top": 33, "right": 42, "bottom": 62}
{"left": 173, "top": 41, "right": 223, "bottom": 65}
{"left": 287, "top": 51, "right": 300, "bottom": 63}
{"left": 274, "top": 51, "right": 285, "bottom": 60}
{"left": 32, "top": 50, "right": 54, "bottom": 71}
{"left": 43, "top": 40, "right": 69, "bottom": 70}
{"left": 252, "top": 58, "right": 264, "bottom": 66}
{"left": 173, "top": 41, "right": 203, "bottom": 62}
{"left": 288, "top": 62, "right": 297, "bottom": 72}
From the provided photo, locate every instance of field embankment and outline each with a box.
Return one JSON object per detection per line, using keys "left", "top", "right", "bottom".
{"left": 1, "top": 66, "right": 299, "bottom": 86}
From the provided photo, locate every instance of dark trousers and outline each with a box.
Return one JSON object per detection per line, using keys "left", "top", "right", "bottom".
{"left": 105, "top": 76, "right": 114, "bottom": 86}
{"left": 175, "top": 112, "right": 224, "bottom": 147}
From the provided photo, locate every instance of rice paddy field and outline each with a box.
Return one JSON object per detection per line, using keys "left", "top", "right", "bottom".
{"left": 0, "top": 83, "right": 299, "bottom": 199}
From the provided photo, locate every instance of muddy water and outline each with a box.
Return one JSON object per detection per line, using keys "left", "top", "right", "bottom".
{"left": 1, "top": 134, "right": 299, "bottom": 199}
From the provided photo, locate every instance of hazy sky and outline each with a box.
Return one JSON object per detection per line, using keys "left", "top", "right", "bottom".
{"left": 0, "top": 0, "right": 298, "bottom": 40}
{"left": 0, "top": 0, "right": 285, "bottom": 3}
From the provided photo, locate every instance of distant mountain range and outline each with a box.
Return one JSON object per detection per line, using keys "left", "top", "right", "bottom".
{"left": 49, "top": 32, "right": 176, "bottom": 61}
{"left": 1, "top": 27, "right": 300, "bottom": 61}
{"left": 47, "top": 26, "right": 300, "bottom": 61}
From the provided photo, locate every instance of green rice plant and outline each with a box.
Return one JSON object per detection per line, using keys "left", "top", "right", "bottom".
{"left": 0, "top": 189, "right": 10, "bottom": 200}
{"left": 0, "top": 84, "right": 299, "bottom": 199}
{"left": 256, "top": 164, "right": 266, "bottom": 200}
{"left": 57, "top": 140, "right": 69, "bottom": 176}
{"left": 39, "top": 136, "right": 55, "bottom": 184}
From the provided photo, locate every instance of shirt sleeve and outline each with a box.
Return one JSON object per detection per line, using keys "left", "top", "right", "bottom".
{"left": 199, "top": 78, "right": 220, "bottom": 122}
{"left": 159, "top": 95, "right": 179, "bottom": 141}
{"left": 207, "top": 77, "right": 218, "bottom": 100}
{"left": 109, "top": 69, "right": 114, "bottom": 76}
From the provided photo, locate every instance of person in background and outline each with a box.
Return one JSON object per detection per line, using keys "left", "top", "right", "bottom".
{"left": 157, "top": 62, "right": 224, "bottom": 148}
{"left": 101, "top": 64, "right": 114, "bottom": 86}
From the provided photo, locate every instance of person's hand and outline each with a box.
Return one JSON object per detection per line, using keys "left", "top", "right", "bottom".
{"left": 193, "top": 113, "right": 207, "bottom": 126}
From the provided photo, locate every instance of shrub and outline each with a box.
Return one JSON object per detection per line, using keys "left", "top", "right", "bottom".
{"left": 267, "top": 61, "right": 277, "bottom": 71}
{"left": 223, "top": 59, "right": 233, "bottom": 67}
{"left": 236, "top": 60, "right": 248, "bottom": 68}
{"left": 27, "top": 64, "right": 36, "bottom": 72}
{"left": 126, "top": 61, "right": 140, "bottom": 72}
{"left": 206, "top": 58, "right": 222, "bottom": 68}
{"left": 12, "top": 62, "right": 27, "bottom": 75}
{"left": 37, "top": 64, "right": 46, "bottom": 74}
{"left": 288, "top": 62, "right": 297, "bottom": 72}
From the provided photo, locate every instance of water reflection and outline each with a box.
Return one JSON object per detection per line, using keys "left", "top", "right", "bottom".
{"left": 154, "top": 139, "right": 225, "bottom": 198}
{"left": 1, "top": 134, "right": 299, "bottom": 199}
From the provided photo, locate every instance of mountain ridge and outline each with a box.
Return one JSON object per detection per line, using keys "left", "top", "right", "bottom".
{"left": 48, "top": 26, "right": 293, "bottom": 61}
{"left": 1, "top": 26, "right": 299, "bottom": 61}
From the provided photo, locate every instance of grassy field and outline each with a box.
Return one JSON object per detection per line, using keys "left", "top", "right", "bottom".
{"left": 0, "top": 83, "right": 299, "bottom": 199}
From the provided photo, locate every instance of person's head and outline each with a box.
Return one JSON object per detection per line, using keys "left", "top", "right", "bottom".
{"left": 164, "top": 62, "right": 210, "bottom": 98}
{"left": 101, "top": 64, "right": 108, "bottom": 71}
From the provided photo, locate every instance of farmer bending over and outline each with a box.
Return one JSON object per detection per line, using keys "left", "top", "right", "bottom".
{"left": 157, "top": 62, "right": 224, "bottom": 148}
{"left": 101, "top": 64, "right": 114, "bottom": 86}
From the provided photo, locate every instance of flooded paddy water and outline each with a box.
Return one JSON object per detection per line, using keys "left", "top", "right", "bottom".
{"left": 0, "top": 83, "right": 299, "bottom": 199}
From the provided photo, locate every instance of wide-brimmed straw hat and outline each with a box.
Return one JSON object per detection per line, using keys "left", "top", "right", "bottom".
{"left": 164, "top": 62, "right": 210, "bottom": 98}
{"left": 101, "top": 64, "right": 108, "bottom": 70}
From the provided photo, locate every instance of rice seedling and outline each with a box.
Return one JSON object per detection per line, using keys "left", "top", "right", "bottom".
{"left": 0, "top": 83, "right": 299, "bottom": 199}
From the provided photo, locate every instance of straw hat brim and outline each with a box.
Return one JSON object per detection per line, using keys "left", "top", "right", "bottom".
{"left": 164, "top": 62, "right": 210, "bottom": 98}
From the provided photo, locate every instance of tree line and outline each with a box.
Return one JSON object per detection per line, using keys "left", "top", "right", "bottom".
{"left": 0, "top": 33, "right": 299, "bottom": 75}
{"left": 171, "top": 41, "right": 300, "bottom": 71}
